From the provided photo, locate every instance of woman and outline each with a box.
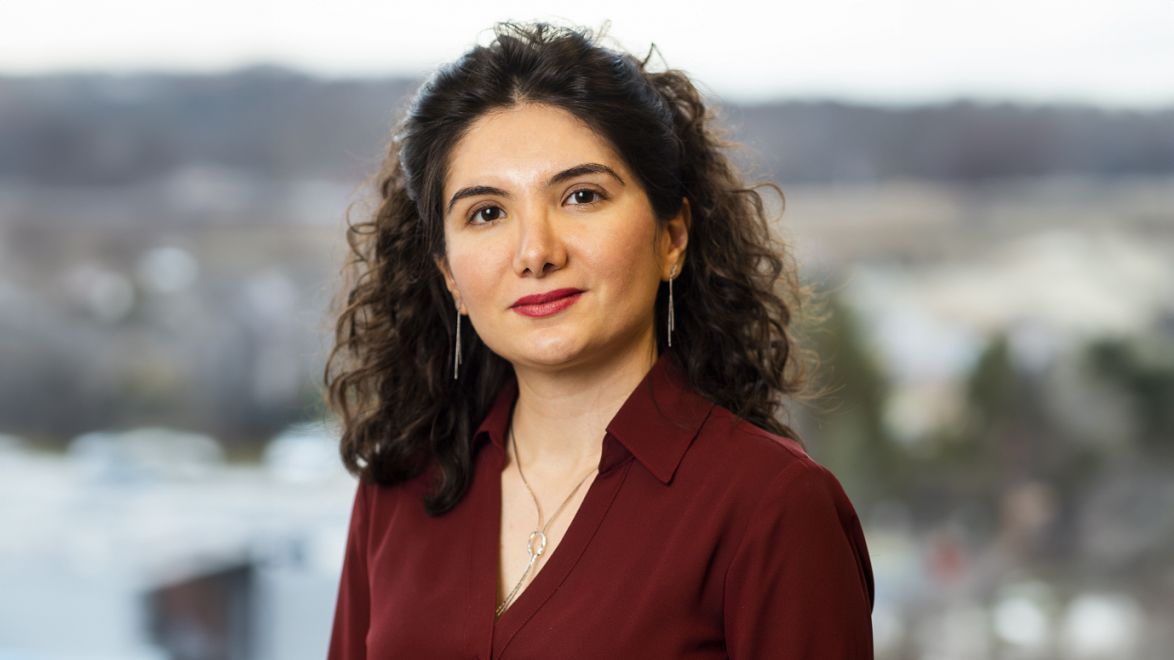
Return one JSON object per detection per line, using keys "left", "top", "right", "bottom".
{"left": 324, "top": 21, "right": 874, "bottom": 659}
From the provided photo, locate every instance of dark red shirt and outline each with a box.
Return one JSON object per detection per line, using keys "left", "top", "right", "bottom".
{"left": 328, "top": 352, "right": 875, "bottom": 659}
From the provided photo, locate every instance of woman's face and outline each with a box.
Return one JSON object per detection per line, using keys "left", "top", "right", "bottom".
{"left": 435, "top": 102, "right": 688, "bottom": 373}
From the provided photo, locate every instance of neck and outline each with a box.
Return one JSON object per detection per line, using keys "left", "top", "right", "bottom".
{"left": 508, "top": 334, "right": 658, "bottom": 478}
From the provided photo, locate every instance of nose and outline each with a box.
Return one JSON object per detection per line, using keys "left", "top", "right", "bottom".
{"left": 511, "top": 203, "right": 567, "bottom": 278}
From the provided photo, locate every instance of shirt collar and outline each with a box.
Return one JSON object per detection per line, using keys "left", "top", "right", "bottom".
{"left": 472, "top": 351, "right": 716, "bottom": 484}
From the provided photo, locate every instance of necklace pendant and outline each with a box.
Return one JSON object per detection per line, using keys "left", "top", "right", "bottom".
{"left": 527, "top": 530, "right": 547, "bottom": 558}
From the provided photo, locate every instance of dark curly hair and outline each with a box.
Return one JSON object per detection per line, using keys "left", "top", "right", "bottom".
{"left": 324, "top": 21, "right": 817, "bottom": 516}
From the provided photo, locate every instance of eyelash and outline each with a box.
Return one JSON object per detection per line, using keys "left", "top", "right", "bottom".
{"left": 466, "top": 187, "right": 607, "bottom": 225}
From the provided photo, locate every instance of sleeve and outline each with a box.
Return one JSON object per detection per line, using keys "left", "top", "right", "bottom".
{"left": 327, "top": 478, "right": 372, "bottom": 660}
{"left": 723, "top": 461, "right": 875, "bottom": 659}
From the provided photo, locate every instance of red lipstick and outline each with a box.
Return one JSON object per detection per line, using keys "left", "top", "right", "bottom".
{"left": 511, "top": 288, "right": 583, "bottom": 318}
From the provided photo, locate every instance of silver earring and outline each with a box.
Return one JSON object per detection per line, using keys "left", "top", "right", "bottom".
{"left": 667, "top": 264, "right": 677, "bottom": 347}
{"left": 453, "top": 300, "right": 461, "bottom": 380}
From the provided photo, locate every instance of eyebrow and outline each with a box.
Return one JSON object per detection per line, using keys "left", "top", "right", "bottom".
{"left": 445, "top": 162, "right": 626, "bottom": 215}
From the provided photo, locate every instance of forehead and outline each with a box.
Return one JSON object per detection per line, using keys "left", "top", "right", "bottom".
{"left": 444, "top": 103, "right": 627, "bottom": 193}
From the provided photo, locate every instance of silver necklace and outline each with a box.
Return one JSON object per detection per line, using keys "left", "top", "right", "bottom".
{"left": 496, "top": 424, "right": 599, "bottom": 617}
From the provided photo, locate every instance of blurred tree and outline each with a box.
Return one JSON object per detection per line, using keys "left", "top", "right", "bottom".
{"left": 799, "top": 286, "right": 904, "bottom": 509}
{"left": 1087, "top": 332, "right": 1174, "bottom": 458}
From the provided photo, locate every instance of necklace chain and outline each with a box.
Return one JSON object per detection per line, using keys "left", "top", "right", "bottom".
{"left": 496, "top": 424, "right": 599, "bottom": 617}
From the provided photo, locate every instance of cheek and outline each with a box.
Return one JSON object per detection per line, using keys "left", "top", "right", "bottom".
{"left": 586, "top": 219, "right": 661, "bottom": 298}
{"left": 445, "top": 240, "right": 496, "bottom": 301}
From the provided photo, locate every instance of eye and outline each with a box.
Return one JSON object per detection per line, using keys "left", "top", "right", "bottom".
{"left": 566, "top": 188, "right": 605, "bottom": 206}
{"left": 468, "top": 205, "right": 504, "bottom": 225}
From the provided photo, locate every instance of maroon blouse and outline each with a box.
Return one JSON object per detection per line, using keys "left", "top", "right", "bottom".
{"left": 328, "top": 352, "right": 874, "bottom": 659}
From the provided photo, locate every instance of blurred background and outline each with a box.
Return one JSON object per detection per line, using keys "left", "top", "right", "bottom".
{"left": 1, "top": 1, "right": 1172, "bottom": 658}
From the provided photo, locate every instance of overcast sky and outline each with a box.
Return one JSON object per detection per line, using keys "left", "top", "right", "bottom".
{"left": 2, "top": 0, "right": 1171, "bottom": 108}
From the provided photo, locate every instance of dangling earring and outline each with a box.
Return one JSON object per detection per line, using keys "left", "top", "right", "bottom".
{"left": 453, "top": 299, "right": 462, "bottom": 380}
{"left": 667, "top": 264, "right": 677, "bottom": 347}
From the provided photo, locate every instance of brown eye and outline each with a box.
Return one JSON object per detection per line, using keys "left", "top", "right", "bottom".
{"left": 567, "top": 189, "right": 603, "bottom": 205}
{"left": 470, "top": 206, "right": 504, "bottom": 224}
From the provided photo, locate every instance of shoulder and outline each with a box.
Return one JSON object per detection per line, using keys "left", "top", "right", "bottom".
{"left": 695, "top": 407, "right": 875, "bottom": 600}
{"left": 690, "top": 404, "right": 831, "bottom": 488}
{"left": 352, "top": 463, "right": 438, "bottom": 524}
{"left": 682, "top": 403, "right": 862, "bottom": 529}
{"left": 708, "top": 412, "right": 876, "bottom": 655}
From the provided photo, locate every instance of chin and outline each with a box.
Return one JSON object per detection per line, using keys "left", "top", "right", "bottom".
{"left": 500, "top": 334, "right": 591, "bottom": 369}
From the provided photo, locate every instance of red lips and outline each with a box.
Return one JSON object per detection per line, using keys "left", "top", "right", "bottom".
{"left": 511, "top": 288, "right": 584, "bottom": 308}
{"left": 511, "top": 288, "right": 584, "bottom": 318}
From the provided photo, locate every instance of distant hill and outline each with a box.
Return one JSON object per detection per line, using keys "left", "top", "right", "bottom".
{"left": 1, "top": 66, "right": 1171, "bottom": 186}
{"left": 728, "top": 100, "right": 1174, "bottom": 183}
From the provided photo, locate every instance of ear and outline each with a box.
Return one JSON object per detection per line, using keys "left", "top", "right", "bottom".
{"left": 661, "top": 197, "right": 691, "bottom": 277}
{"left": 433, "top": 255, "right": 467, "bottom": 314}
